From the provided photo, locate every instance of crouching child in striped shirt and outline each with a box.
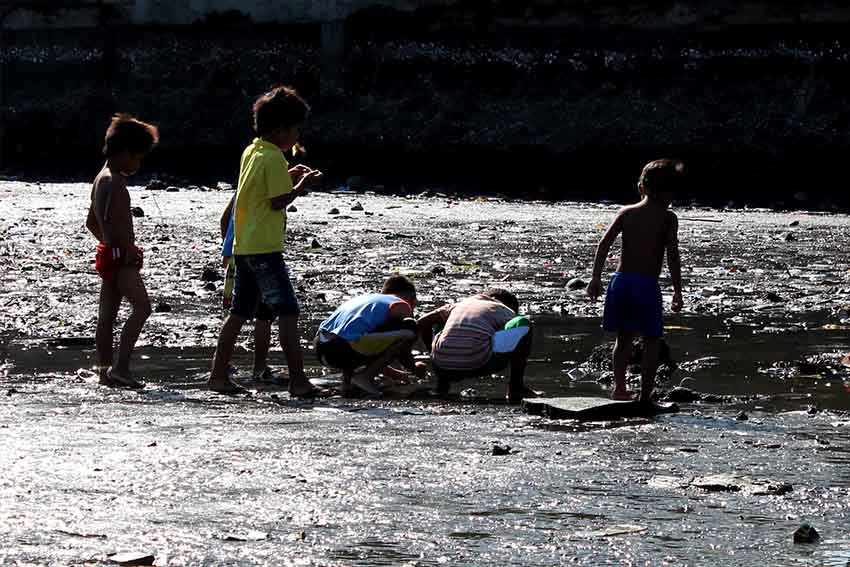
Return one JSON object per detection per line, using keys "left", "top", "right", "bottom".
{"left": 418, "top": 288, "right": 538, "bottom": 403}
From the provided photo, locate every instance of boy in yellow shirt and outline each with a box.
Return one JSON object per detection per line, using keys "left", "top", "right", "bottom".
{"left": 209, "top": 86, "right": 323, "bottom": 396}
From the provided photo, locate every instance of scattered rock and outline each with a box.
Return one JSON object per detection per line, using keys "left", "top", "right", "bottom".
{"left": 491, "top": 443, "right": 512, "bottom": 456}
{"left": 430, "top": 265, "right": 447, "bottom": 275}
{"left": 203, "top": 282, "right": 216, "bottom": 292}
{"left": 154, "top": 303, "right": 171, "bottom": 313}
{"left": 690, "top": 473, "right": 792, "bottom": 496}
{"left": 736, "top": 411, "right": 749, "bottom": 421}
{"left": 566, "top": 277, "right": 587, "bottom": 291}
{"left": 781, "top": 232, "right": 796, "bottom": 242}
{"left": 223, "top": 530, "right": 269, "bottom": 542}
{"left": 351, "top": 202, "right": 364, "bottom": 211}
{"left": 793, "top": 523, "right": 820, "bottom": 544}
{"left": 664, "top": 387, "right": 701, "bottom": 403}
{"left": 131, "top": 207, "right": 145, "bottom": 218}
{"left": 201, "top": 267, "right": 221, "bottom": 282}
{"left": 287, "top": 205, "right": 297, "bottom": 212}
{"left": 789, "top": 220, "right": 800, "bottom": 227}
{"left": 328, "top": 208, "right": 340, "bottom": 215}
{"left": 310, "top": 238, "right": 322, "bottom": 249}
{"left": 107, "top": 552, "right": 155, "bottom": 565}
{"left": 165, "top": 186, "right": 180, "bottom": 193}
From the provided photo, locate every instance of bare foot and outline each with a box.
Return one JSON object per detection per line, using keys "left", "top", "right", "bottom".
{"left": 208, "top": 377, "right": 247, "bottom": 395}
{"left": 106, "top": 367, "right": 144, "bottom": 389}
{"left": 611, "top": 389, "right": 636, "bottom": 401}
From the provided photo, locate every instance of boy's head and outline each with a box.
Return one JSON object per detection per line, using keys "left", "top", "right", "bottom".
{"left": 483, "top": 288, "right": 519, "bottom": 313}
{"left": 382, "top": 274, "right": 417, "bottom": 307}
{"left": 253, "top": 86, "right": 309, "bottom": 152}
{"left": 638, "top": 159, "right": 684, "bottom": 205}
{"left": 103, "top": 114, "right": 159, "bottom": 176}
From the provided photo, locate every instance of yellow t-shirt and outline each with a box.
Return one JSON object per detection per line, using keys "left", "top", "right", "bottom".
{"left": 232, "top": 138, "right": 292, "bottom": 255}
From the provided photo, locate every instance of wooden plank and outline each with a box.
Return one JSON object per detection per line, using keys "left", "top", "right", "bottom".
{"left": 522, "top": 397, "right": 679, "bottom": 421}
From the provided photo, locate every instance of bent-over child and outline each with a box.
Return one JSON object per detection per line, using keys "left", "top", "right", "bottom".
{"left": 86, "top": 114, "right": 159, "bottom": 388}
{"left": 418, "top": 289, "right": 536, "bottom": 403}
{"left": 587, "top": 159, "right": 684, "bottom": 402}
{"left": 315, "top": 275, "right": 426, "bottom": 396}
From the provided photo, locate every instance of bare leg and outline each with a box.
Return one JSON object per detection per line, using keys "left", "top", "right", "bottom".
{"left": 279, "top": 314, "right": 314, "bottom": 396}
{"left": 639, "top": 336, "right": 659, "bottom": 402}
{"left": 612, "top": 331, "right": 637, "bottom": 400}
{"left": 506, "top": 326, "right": 534, "bottom": 404}
{"left": 347, "top": 339, "right": 412, "bottom": 397}
{"left": 113, "top": 267, "right": 151, "bottom": 381}
{"left": 210, "top": 313, "right": 247, "bottom": 392}
{"left": 96, "top": 280, "right": 121, "bottom": 384}
{"left": 252, "top": 319, "right": 272, "bottom": 375}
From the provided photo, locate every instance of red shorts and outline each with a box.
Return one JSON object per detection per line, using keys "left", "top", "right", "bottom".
{"left": 95, "top": 243, "right": 143, "bottom": 281}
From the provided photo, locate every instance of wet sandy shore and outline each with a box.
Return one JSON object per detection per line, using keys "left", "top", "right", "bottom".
{"left": 1, "top": 182, "right": 849, "bottom": 565}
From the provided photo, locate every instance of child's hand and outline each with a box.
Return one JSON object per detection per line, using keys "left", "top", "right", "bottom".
{"left": 586, "top": 277, "right": 603, "bottom": 301}
{"left": 289, "top": 164, "right": 312, "bottom": 184}
{"left": 301, "top": 169, "right": 323, "bottom": 187}
{"left": 125, "top": 246, "right": 140, "bottom": 267}
{"left": 671, "top": 290, "right": 684, "bottom": 312}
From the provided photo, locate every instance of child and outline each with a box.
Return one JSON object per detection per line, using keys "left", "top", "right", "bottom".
{"left": 85, "top": 114, "right": 159, "bottom": 388}
{"left": 220, "top": 195, "right": 275, "bottom": 383}
{"left": 418, "top": 289, "right": 536, "bottom": 403}
{"left": 209, "top": 86, "right": 323, "bottom": 396}
{"left": 587, "top": 159, "right": 684, "bottom": 402}
{"left": 315, "top": 275, "right": 426, "bottom": 396}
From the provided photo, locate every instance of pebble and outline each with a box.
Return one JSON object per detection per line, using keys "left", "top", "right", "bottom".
{"left": 328, "top": 208, "right": 340, "bottom": 215}
{"left": 310, "top": 238, "right": 322, "bottom": 249}
{"left": 203, "top": 282, "right": 216, "bottom": 291}
{"left": 131, "top": 206, "right": 145, "bottom": 218}
{"left": 201, "top": 267, "right": 221, "bottom": 282}
{"left": 736, "top": 411, "right": 749, "bottom": 421}
{"left": 154, "top": 303, "right": 171, "bottom": 313}
{"left": 165, "top": 186, "right": 180, "bottom": 192}
{"left": 107, "top": 552, "right": 155, "bottom": 565}
{"left": 566, "top": 277, "right": 587, "bottom": 291}
{"left": 288, "top": 205, "right": 297, "bottom": 212}
{"left": 793, "top": 523, "right": 820, "bottom": 544}
{"left": 789, "top": 220, "right": 800, "bottom": 227}
{"left": 491, "top": 443, "right": 512, "bottom": 456}
{"left": 351, "top": 202, "right": 364, "bottom": 211}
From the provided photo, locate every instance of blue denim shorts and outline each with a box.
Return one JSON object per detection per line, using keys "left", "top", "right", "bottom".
{"left": 232, "top": 253, "right": 299, "bottom": 319}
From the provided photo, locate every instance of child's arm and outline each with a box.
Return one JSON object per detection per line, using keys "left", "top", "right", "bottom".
{"left": 416, "top": 307, "right": 450, "bottom": 352}
{"left": 666, "top": 212, "right": 683, "bottom": 312}
{"left": 220, "top": 197, "right": 234, "bottom": 239}
{"left": 587, "top": 211, "right": 625, "bottom": 300}
{"left": 270, "top": 170, "right": 323, "bottom": 210}
{"left": 86, "top": 205, "right": 103, "bottom": 241}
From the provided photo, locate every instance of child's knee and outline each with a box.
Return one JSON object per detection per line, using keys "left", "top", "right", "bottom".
{"left": 135, "top": 299, "right": 153, "bottom": 319}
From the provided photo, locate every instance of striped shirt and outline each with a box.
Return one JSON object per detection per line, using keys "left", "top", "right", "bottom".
{"left": 432, "top": 295, "right": 515, "bottom": 371}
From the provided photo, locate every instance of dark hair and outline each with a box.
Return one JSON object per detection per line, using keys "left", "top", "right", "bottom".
{"left": 103, "top": 114, "right": 159, "bottom": 157}
{"left": 483, "top": 288, "right": 519, "bottom": 313}
{"left": 382, "top": 274, "right": 416, "bottom": 296}
{"left": 639, "top": 159, "right": 685, "bottom": 195}
{"left": 253, "top": 86, "right": 309, "bottom": 136}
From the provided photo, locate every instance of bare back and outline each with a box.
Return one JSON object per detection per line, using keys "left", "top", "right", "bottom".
{"left": 616, "top": 200, "right": 675, "bottom": 278}
{"left": 87, "top": 166, "right": 133, "bottom": 246}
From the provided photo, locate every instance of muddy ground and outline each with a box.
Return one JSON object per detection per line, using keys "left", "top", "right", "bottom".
{"left": 1, "top": 181, "right": 849, "bottom": 565}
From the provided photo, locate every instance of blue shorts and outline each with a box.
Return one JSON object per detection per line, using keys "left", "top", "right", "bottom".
{"left": 602, "top": 272, "right": 663, "bottom": 338}
{"left": 232, "top": 253, "right": 299, "bottom": 319}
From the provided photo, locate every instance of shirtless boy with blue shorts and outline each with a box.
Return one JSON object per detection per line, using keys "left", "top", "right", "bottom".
{"left": 587, "top": 159, "right": 685, "bottom": 402}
